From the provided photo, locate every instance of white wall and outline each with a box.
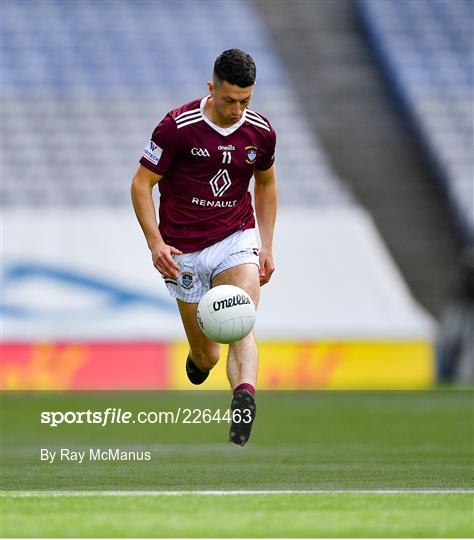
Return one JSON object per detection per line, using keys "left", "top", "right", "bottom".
{"left": 3, "top": 207, "right": 434, "bottom": 341}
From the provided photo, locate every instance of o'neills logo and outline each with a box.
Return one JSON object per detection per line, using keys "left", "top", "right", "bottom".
{"left": 213, "top": 295, "right": 251, "bottom": 311}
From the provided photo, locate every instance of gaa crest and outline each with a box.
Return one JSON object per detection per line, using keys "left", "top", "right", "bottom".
{"left": 181, "top": 272, "right": 194, "bottom": 289}
{"left": 245, "top": 146, "right": 258, "bottom": 164}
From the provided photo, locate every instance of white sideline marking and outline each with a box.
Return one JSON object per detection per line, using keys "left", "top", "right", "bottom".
{"left": 2, "top": 489, "right": 473, "bottom": 497}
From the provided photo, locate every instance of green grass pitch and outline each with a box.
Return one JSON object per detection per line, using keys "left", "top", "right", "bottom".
{"left": 1, "top": 389, "right": 473, "bottom": 537}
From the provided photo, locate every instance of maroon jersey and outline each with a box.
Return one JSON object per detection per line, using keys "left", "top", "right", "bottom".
{"left": 139, "top": 97, "right": 276, "bottom": 253}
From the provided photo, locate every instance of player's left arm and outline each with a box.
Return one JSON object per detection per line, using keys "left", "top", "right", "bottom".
{"left": 254, "top": 164, "right": 277, "bottom": 286}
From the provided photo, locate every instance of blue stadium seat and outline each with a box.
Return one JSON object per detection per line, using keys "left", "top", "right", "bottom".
{"left": 358, "top": 0, "right": 474, "bottom": 243}
{"left": 3, "top": 0, "right": 352, "bottom": 207}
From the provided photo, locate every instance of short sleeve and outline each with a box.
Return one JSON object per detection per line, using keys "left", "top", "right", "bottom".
{"left": 256, "top": 125, "right": 276, "bottom": 171}
{"left": 139, "top": 113, "right": 179, "bottom": 175}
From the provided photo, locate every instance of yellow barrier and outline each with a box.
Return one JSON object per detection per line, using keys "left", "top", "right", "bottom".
{"left": 170, "top": 341, "right": 434, "bottom": 390}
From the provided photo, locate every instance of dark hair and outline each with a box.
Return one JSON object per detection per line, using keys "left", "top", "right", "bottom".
{"left": 213, "top": 49, "right": 256, "bottom": 87}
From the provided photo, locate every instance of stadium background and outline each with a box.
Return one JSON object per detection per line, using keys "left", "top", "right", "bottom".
{"left": 2, "top": 0, "right": 472, "bottom": 390}
{"left": 1, "top": 1, "right": 473, "bottom": 537}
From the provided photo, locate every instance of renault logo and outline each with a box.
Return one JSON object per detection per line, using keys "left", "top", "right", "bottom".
{"left": 210, "top": 169, "right": 232, "bottom": 197}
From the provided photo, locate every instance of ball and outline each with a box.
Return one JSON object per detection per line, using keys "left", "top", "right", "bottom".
{"left": 197, "top": 285, "right": 256, "bottom": 344}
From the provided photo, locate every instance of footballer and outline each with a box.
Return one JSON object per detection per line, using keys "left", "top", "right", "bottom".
{"left": 131, "top": 49, "right": 277, "bottom": 446}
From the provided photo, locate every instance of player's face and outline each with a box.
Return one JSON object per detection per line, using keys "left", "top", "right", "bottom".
{"left": 208, "top": 80, "right": 254, "bottom": 127}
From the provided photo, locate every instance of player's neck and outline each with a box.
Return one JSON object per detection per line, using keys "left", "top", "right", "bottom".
{"left": 204, "top": 97, "right": 236, "bottom": 129}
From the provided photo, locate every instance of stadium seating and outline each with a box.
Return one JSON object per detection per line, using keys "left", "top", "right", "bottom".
{"left": 2, "top": 0, "right": 437, "bottom": 389}
{"left": 357, "top": 0, "right": 474, "bottom": 244}
{"left": 3, "top": 0, "right": 352, "bottom": 207}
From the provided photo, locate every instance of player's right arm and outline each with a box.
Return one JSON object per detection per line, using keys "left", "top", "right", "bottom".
{"left": 131, "top": 165, "right": 182, "bottom": 279}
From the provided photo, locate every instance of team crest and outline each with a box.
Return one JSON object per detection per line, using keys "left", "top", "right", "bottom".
{"left": 181, "top": 272, "right": 194, "bottom": 289}
{"left": 245, "top": 146, "right": 258, "bottom": 164}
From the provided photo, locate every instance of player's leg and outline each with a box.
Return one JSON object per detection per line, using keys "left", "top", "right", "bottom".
{"left": 163, "top": 247, "right": 221, "bottom": 385}
{"left": 176, "top": 299, "right": 220, "bottom": 384}
{"left": 212, "top": 263, "right": 260, "bottom": 445}
{"left": 212, "top": 263, "right": 260, "bottom": 386}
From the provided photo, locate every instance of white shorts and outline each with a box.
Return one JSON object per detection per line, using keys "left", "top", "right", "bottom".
{"left": 164, "top": 228, "right": 260, "bottom": 303}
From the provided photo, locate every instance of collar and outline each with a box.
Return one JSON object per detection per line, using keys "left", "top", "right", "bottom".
{"left": 200, "top": 96, "right": 247, "bottom": 136}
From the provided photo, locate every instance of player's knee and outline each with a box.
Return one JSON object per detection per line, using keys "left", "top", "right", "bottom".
{"left": 192, "top": 348, "right": 220, "bottom": 372}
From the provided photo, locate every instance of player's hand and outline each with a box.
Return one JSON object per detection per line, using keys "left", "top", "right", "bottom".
{"left": 150, "top": 242, "right": 182, "bottom": 279}
{"left": 258, "top": 249, "right": 275, "bottom": 286}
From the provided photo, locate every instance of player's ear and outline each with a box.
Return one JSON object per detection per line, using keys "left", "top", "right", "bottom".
{"left": 207, "top": 81, "right": 214, "bottom": 96}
